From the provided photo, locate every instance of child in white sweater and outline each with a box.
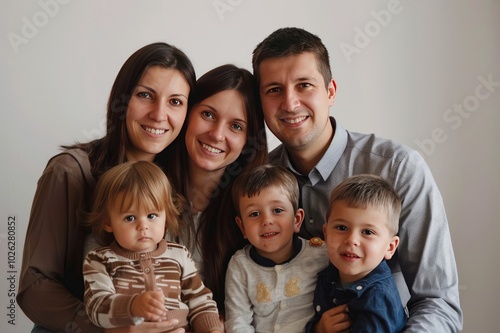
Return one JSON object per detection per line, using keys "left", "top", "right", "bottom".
{"left": 225, "top": 165, "right": 329, "bottom": 332}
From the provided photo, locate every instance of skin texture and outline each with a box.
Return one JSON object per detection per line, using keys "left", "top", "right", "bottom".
{"left": 235, "top": 186, "right": 304, "bottom": 264}
{"left": 258, "top": 52, "right": 335, "bottom": 174}
{"left": 126, "top": 66, "right": 190, "bottom": 162}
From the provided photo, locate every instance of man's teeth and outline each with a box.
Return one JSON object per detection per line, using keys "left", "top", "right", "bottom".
{"left": 284, "top": 116, "right": 307, "bottom": 124}
{"left": 202, "top": 143, "right": 222, "bottom": 154}
{"left": 145, "top": 127, "right": 166, "bottom": 135}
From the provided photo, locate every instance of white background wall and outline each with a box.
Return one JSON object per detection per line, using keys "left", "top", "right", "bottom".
{"left": 1, "top": 0, "right": 498, "bottom": 332}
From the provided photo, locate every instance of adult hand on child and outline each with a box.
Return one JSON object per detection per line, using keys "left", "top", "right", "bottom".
{"left": 104, "top": 318, "right": 185, "bottom": 333}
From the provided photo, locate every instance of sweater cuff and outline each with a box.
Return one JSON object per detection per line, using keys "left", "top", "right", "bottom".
{"left": 192, "top": 313, "right": 224, "bottom": 333}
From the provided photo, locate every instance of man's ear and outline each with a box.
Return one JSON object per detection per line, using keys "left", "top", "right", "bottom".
{"left": 293, "top": 208, "right": 305, "bottom": 233}
{"left": 235, "top": 216, "right": 247, "bottom": 239}
{"left": 327, "top": 79, "right": 336, "bottom": 106}
{"left": 385, "top": 235, "right": 400, "bottom": 260}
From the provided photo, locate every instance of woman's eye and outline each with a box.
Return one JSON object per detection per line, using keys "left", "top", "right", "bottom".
{"left": 231, "top": 123, "right": 243, "bottom": 131}
{"left": 137, "top": 91, "right": 152, "bottom": 99}
{"left": 170, "top": 98, "right": 183, "bottom": 106}
{"left": 201, "top": 110, "right": 214, "bottom": 119}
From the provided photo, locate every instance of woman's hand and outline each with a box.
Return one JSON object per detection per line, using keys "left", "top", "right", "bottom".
{"left": 104, "top": 319, "right": 185, "bottom": 333}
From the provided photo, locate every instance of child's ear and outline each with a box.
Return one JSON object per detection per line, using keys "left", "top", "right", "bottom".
{"left": 235, "top": 216, "right": 247, "bottom": 239}
{"left": 103, "top": 223, "right": 113, "bottom": 233}
{"left": 293, "top": 208, "right": 305, "bottom": 233}
{"left": 385, "top": 235, "right": 399, "bottom": 260}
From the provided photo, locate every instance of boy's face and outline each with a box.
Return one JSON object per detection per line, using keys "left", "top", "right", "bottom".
{"left": 105, "top": 202, "right": 166, "bottom": 253}
{"left": 323, "top": 200, "right": 399, "bottom": 283}
{"left": 236, "top": 186, "right": 304, "bottom": 264}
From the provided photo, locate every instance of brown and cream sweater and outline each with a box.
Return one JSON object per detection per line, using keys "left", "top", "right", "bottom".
{"left": 83, "top": 239, "right": 222, "bottom": 332}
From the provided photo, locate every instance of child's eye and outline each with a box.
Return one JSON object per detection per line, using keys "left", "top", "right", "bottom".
{"left": 249, "top": 211, "right": 260, "bottom": 218}
{"left": 147, "top": 213, "right": 158, "bottom": 220}
{"left": 124, "top": 215, "right": 136, "bottom": 222}
{"left": 362, "top": 229, "right": 375, "bottom": 235}
{"left": 273, "top": 208, "right": 284, "bottom": 214}
{"left": 335, "top": 225, "right": 347, "bottom": 231}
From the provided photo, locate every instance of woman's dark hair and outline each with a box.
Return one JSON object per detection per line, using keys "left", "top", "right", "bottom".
{"left": 65, "top": 42, "right": 196, "bottom": 179}
{"left": 164, "top": 64, "right": 268, "bottom": 311}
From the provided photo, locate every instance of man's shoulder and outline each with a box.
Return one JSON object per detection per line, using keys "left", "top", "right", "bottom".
{"left": 346, "top": 130, "right": 420, "bottom": 162}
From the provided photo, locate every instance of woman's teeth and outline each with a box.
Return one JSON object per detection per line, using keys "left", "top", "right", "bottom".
{"left": 145, "top": 127, "right": 166, "bottom": 135}
{"left": 202, "top": 143, "right": 222, "bottom": 154}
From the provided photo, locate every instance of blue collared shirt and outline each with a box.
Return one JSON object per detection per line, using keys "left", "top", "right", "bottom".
{"left": 306, "top": 261, "right": 407, "bottom": 333}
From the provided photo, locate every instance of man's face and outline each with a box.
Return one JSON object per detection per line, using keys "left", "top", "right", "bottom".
{"left": 258, "top": 52, "right": 335, "bottom": 152}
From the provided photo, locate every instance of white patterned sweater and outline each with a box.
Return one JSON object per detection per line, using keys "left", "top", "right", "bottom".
{"left": 224, "top": 237, "right": 329, "bottom": 333}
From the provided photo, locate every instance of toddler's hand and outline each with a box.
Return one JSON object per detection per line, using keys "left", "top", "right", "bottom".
{"left": 131, "top": 289, "right": 166, "bottom": 322}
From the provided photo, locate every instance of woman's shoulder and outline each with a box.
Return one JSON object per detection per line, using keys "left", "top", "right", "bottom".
{"left": 45, "top": 148, "right": 95, "bottom": 186}
{"left": 48, "top": 148, "right": 89, "bottom": 166}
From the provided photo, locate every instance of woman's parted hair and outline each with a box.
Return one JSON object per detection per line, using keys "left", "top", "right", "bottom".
{"left": 326, "top": 174, "right": 402, "bottom": 236}
{"left": 87, "top": 161, "right": 182, "bottom": 245}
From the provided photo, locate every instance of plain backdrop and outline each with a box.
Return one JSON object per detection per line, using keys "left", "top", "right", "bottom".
{"left": 1, "top": 1, "right": 499, "bottom": 332}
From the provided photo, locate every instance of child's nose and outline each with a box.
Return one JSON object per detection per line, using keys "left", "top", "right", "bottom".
{"left": 344, "top": 232, "right": 359, "bottom": 246}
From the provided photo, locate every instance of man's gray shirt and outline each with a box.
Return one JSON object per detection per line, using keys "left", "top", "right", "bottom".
{"left": 269, "top": 117, "right": 462, "bottom": 332}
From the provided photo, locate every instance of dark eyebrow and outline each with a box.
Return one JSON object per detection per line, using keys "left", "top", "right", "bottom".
{"left": 135, "top": 84, "right": 188, "bottom": 100}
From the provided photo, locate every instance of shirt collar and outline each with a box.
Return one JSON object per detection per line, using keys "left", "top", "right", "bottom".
{"left": 284, "top": 117, "right": 348, "bottom": 185}
{"left": 250, "top": 234, "right": 302, "bottom": 267}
